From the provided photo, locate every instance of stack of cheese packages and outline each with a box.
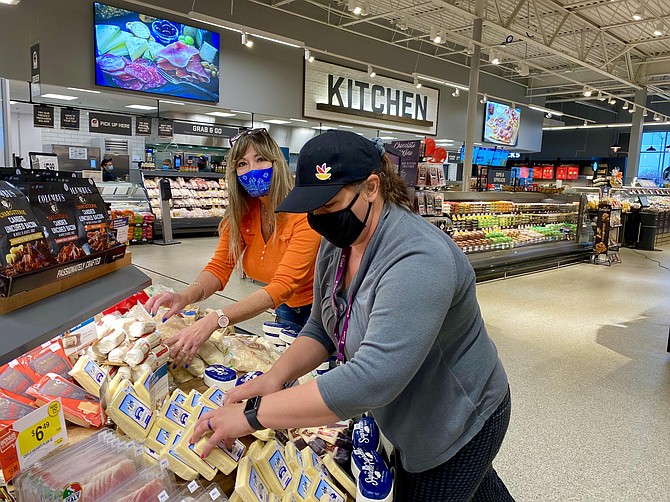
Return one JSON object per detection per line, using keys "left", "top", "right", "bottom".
{"left": 349, "top": 417, "right": 394, "bottom": 502}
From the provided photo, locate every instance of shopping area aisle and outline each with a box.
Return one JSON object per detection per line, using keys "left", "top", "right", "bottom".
{"left": 131, "top": 239, "right": 670, "bottom": 501}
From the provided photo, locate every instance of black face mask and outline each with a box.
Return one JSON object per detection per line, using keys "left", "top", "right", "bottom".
{"left": 307, "top": 193, "right": 372, "bottom": 248}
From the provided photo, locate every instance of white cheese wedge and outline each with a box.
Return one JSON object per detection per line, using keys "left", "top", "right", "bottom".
{"left": 285, "top": 471, "right": 313, "bottom": 501}
{"left": 172, "top": 425, "right": 218, "bottom": 481}
{"left": 300, "top": 447, "right": 331, "bottom": 480}
{"left": 157, "top": 398, "right": 191, "bottom": 431}
{"left": 125, "top": 37, "right": 149, "bottom": 62}
{"left": 306, "top": 476, "right": 346, "bottom": 502}
{"left": 235, "top": 457, "right": 280, "bottom": 502}
{"left": 194, "top": 433, "right": 245, "bottom": 476}
{"left": 145, "top": 423, "right": 175, "bottom": 453}
{"left": 95, "top": 24, "right": 120, "bottom": 54}
{"left": 229, "top": 492, "right": 243, "bottom": 502}
{"left": 322, "top": 454, "right": 356, "bottom": 497}
{"left": 160, "top": 429, "right": 199, "bottom": 481}
{"left": 185, "top": 402, "right": 216, "bottom": 430}
{"left": 285, "top": 441, "right": 304, "bottom": 474}
{"left": 170, "top": 388, "right": 189, "bottom": 407}
{"left": 133, "top": 369, "right": 152, "bottom": 404}
{"left": 251, "top": 441, "right": 293, "bottom": 495}
{"left": 200, "top": 385, "right": 226, "bottom": 408}
{"left": 69, "top": 355, "right": 105, "bottom": 397}
{"left": 186, "top": 388, "right": 203, "bottom": 411}
{"left": 252, "top": 428, "right": 276, "bottom": 442}
{"left": 106, "top": 381, "right": 155, "bottom": 441}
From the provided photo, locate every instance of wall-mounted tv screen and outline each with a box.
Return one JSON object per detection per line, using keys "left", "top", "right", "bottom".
{"left": 483, "top": 101, "right": 520, "bottom": 146}
{"left": 490, "top": 149, "right": 510, "bottom": 167}
{"left": 94, "top": 3, "right": 220, "bottom": 102}
{"left": 460, "top": 146, "right": 509, "bottom": 167}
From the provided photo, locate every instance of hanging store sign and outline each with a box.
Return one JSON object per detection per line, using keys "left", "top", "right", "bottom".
{"left": 487, "top": 167, "right": 511, "bottom": 186}
{"left": 135, "top": 116, "right": 152, "bottom": 136}
{"left": 89, "top": 112, "right": 132, "bottom": 136}
{"left": 60, "top": 108, "right": 80, "bottom": 130}
{"left": 30, "top": 43, "right": 41, "bottom": 97}
{"left": 391, "top": 140, "right": 422, "bottom": 187}
{"left": 304, "top": 60, "right": 439, "bottom": 135}
{"left": 158, "top": 119, "right": 173, "bottom": 138}
{"left": 173, "top": 121, "right": 238, "bottom": 138}
{"left": 33, "top": 105, "right": 54, "bottom": 128}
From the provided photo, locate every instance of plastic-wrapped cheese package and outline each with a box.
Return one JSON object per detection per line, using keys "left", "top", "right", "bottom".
{"left": 98, "top": 330, "right": 127, "bottom": 354}
{"left": 108, "top": 343, "right": 130, "bottom": 364}
{"left": 219, "top": 335, "right": 281, "bottom": 373}
{"left": 87, "top": 342, "right": 106, "bottom": 363}
{"left": 0, "top": 388, "right": 36, "bottom": 427}
{"left": 124, "top": 338, "right": 152, "bottom": 367}
{"left": 106, "top": 380, "right": 155, "bottom": 441}
{"left": 19, "top": 340, "right": 73, "bottom": 383}
{"left": 128, "top": 320, "right": 156, "bottom": 339}
{"left": 69, "top": 355, "right": 106, "bottom": 397}
{"left": 197, "top": 340, "right": 226, "bottom": 366}
{"left": 186, "top": 355, "right": 206, "bottom": 377}
{"left": 0, "top": 360, "right": 36, "bottom": 403}
{"left": 169, "top": 364, "right": 195, "bottom": 384}
{"left": 26, "top": 372, "right": 103, "bottom": 427}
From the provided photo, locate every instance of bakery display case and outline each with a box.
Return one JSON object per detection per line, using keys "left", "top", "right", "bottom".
{"left": 422, "top": 191, "right": 592, "bottom": 280}
{"left": 140, "top": 170, "right": 228, "bottom": 235}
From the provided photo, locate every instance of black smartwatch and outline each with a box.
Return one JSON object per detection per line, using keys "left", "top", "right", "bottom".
{"left": 244, "top": 396, "right": 265, "bottom": 431}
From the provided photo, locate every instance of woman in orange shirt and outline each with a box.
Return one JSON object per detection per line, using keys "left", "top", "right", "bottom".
{"left": 146, "top": 129, "right": 321, "bottom": 368}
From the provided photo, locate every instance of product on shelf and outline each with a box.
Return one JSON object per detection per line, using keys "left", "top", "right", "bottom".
{"left": 145, "top": 175, "right": 228, "bottom": 220}
{"left": 67, "top": 178, "right": 115, "bottom": 253}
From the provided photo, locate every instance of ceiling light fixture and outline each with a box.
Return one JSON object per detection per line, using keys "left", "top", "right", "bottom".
{"left": 597, "top": 92, "right": 607, "bottom": 101}
{"left": 582, "top": 86, "right": 592, "bottom": 97}
{"left": 125, "top": 104, "right": 157, "bottom": 110}
{"left": 206, "top": 111, "right": 237, "bottom": 117}
{"left": 0, "top": 0, "right": 21, "bottom": 5}
{"left": 654, "top": 22, "right": 664, "bottom": 37}
{"left": 490, "top": 51, "right": 500, "bottom": 65}
{"left": 643, "top": 109, "right": 648, "bottom": 117}
{"left": 653, "top": 113, "right": 661, "bottom": 121}
{"left": 265, "top": 119, "right": 291, "bottom": 124}
{"left": 290, "top": 118, "right": 308, "bottom": 122}
{"left": 608, "top": 96, "right": 616, "bottom": 105}
{"left": 528, "top": 104, "right": 564, "bottom": 117}
{"left": 414, "top": 75, "right": 422, "bottom": 89}
{"left": 231, "top": 110, "right": 252, "bottom": 114}
{"left": 629, "top": 105, "right": 636, "bottom": 113}
{"left": 241, "top": 33, "right": 253, "bottom": 47}
{"left": 40, "top": 93, "right": 78, "bottom": 100}
{"left": 517, "top": 62, "right": 529, "bottom": 77}
{"left": 451, "top": 88, "right": 460, "bottom": 97}
{"left": 368, "top": 65, "right": 376, "bottom": 78}
{"left": 304, "top": 49, "right": 314, "bottom": 62}
{"left": 67, "top": 87, "right": 100, "bottom": 94}
{"left": 632, "top": 5, "right": 645, "bottom": 21}
{"left": 430, "top": 27, "right": 442, "bottom": 44}
{"left": 622, "top": 101, "right": 629, "bottom": 110}
{"left": 480, "top": 94, "right": 488, "bottom": 104}
{"left": 546, "top": 112, "right": 553, "bottom": 119}
{"left": 610, "top": 142, "right": 622, "bottom": 152}
{"left": 583, "top": 120, "right": 589, "bottom": 126}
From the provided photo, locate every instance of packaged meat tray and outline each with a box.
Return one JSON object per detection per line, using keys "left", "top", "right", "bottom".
{"left": 25, "top": 373, "right": 103, "bottom": 427}
{"left": 0, "top": 389, "right": 36, "bottom": 427}
{"left": 0, "top": 361, "right": 36, "bottom": 404}
{"left": 18, "top": 340, "right": 73, "bottom": 383}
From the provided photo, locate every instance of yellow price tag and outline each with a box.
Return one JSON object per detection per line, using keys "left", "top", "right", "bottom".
{"left": 17, "top": 402, "right": 63, "bottom": 456}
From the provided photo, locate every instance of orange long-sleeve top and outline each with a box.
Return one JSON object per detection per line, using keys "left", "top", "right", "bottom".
{"left": 204, "top": 199, "right": 321, "bottom": 308}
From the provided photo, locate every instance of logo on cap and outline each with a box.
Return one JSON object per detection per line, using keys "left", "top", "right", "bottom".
{"left": 315, "top": 163, "right": 332, "bottom": 181}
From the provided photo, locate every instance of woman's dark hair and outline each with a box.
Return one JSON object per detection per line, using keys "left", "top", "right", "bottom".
{"left": 101, "top": 158, "right": 112, "bottom": 167}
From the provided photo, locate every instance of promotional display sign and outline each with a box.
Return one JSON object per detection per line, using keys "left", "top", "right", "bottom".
{"left": 94, "top": 2, "right": 220, "bottom": 102}
{"left": 391, "top": 140, "right": 422, "bottom": 187}
{"left": 33, "top": 105, "right": 54, "bottom": 128}
{"left": 173, "top": 121, "right": 237, "bottom": 138}
{"left": 487, "top": 167, "right": 512, "bottom": 186}
{"left": 135, "top": 116, "right": 152, "bottom": 136}
{"left": 158, "top": 119, "right": 173, "bottom": 137}
{"left": 60, "top": 108, "right": 80, "bottom": 130}
{"left": 483, "top": 101, "right": 521, "bottom": 146}
{"left": 30, "top": 43, "right": 40, "bottom": 97}
{"left": 305, "top": 60, "right": 439, "bottom": 135}
{"left": 0, "top": 399, "right": 67, "bottom": 481}
{"left": 89, "top": 112, "right": 132, "bottom": 136}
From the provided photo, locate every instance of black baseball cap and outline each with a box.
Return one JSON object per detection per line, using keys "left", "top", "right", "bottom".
{"left": 276, "top": 130, "right": 382, "bottom": 213}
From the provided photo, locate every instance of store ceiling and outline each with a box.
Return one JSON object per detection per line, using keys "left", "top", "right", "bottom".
{"left": 248, "top": 0, "right": 670, "bottom": 109}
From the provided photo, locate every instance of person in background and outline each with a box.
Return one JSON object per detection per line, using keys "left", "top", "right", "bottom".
{"left": 100, "top": 158, "right": 116, "bottom": 182}
{"left": 162, "top": 158, "right": 172, "bottom": 170}
{"left": 197, "top": 156, "right": 211, "bottom": 172}
{"left": 191, "top": 130, "right": 513, "bottom": 501}
{"left": 146, "top": 128, "right": 322, "bottom": 368}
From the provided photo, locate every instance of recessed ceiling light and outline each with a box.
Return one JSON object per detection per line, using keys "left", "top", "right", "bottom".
{"left": 339, "top": 125, "right": 354, "bottom": 128}
{"left": 632, "top": 5, "right": 644, "bottom": 21}
{"left": 378, "top": 136, "right": 396, "bottom": 140}
{"left": 0, "top": 0, "right": 21, "bottom": 5}
{"left": 41, "top": 93, "right": 78, "bottom": 100}
{"left": 160, "top": 100, "right": 185, "bottom": 106}
{"left": 231, "top": 110, "right": 252, "bottom": 114}
{"left": 265, "top": 119, "right": 291, "bottom": 124}
{"left": 582, "top": 86, "right": 592, "bottom": 97}
{"left": 67, "top": 87, "right": 101, "bottom": 94}
{"left": 206, "top": 111, "right": 237, "bottom": 117}
{"left": 290, "top": 118, "right": 308, "bottom": 122}
{"left": 653, "top": 22, "right": 664, "bottom": 37}
{"left": 125, "top": 104, "right": 157, "bottom": 110}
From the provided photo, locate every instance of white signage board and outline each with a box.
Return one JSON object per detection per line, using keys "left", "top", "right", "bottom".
{"left": 304, "top": 60, "right": 439, "bottom": 135}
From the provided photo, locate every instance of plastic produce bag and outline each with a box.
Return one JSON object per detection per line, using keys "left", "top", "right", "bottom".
{"left": 220, "top": 335, "right": 282, "bottom": 373}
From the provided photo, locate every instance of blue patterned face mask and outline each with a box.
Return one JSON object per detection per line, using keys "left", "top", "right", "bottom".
{"left": 237, "top": 167, "right": 273, "bottom": 197}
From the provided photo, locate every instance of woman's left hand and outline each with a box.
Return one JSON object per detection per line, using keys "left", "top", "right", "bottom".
{"left": 165, "top": 314, "right": 217, "bottom": 368}
{"left": 190, "top": 404, "right": 253, "bottom": 456}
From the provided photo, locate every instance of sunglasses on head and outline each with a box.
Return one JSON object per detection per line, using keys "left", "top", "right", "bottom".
{"left": 229, "top": 128, "right": 268, "bottom": 146}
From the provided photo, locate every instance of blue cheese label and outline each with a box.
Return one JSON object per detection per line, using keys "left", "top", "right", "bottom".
{"left": 249, "top": 464, "right": 271, "bottom": 502}
{"left": 84, "top": 360, "right": 105, "bottom": 385}
{"left": 314, "top": 479, "right": 345, "bottom": 502}
{"left": 207, "top": 388, "right": 225, "bottom": 407}
{"left": 119, "top": 393, "right": 152, "bottom": 429}
{"left": 188, "top": 442, "right": 216, "bottom": 469}
{"left": 353, "top": 417, "right": 380, "bottom": 451}
{"left": 269, "top": 449, "right": 292, "bottom": 490}
{"left": 196, "top": 405, "right": 214, "bottom": 420}
{"left": 189, "top": 390, "right": 202, "bottom": 408}
{"left": 156, "top": 428, "right": 171, "bottom": 446}
{"left": 173, "top": 392, "right": 187, "bottom": 405}
{"left": 165, "top": 402, "right": 190, "bottom": 428}
{"left": 296, "top": 474, "right": 311, "bottom": 498}
{"left": 236, "top": 371, "right": 263, "bottom": 386}
{"left": 221, "top": 440, "right": 245, "bottom": 462}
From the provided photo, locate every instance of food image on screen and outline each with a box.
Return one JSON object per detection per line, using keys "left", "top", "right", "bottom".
{"left": 94, "top": 3, "right": 220, "bottom": 102}
{"left": 484, "top": 101, "right": 520, "bottom": 146}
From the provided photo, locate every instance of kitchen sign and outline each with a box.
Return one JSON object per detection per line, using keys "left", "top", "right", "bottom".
{"left": 33, "top": 105, "right": 54, "bottom": 128}
{"left": 89, "top": 112, "right": 132, "bottom": 136}
{"left": 60, "top": 108, "right": 80, "bottom": 130}
{"left": 135, "top": 116, "right": 152, "bottom": 136}
{"left": 305, "top": 60, "right": 439, "bottom": 135}
{"left": 173, "top": 121, "right": 238, "bottom": 138}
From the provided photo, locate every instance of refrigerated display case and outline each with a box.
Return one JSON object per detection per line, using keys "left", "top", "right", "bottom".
{"left": 422, "top": 191, "right": 592, "bottom": 280}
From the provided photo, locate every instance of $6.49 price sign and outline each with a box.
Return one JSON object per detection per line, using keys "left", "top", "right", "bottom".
{"left": 18, "top": 401, "right": 63, "bottom": 455}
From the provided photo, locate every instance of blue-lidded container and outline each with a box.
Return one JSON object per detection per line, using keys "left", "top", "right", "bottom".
{"left": 236, "top": 371, "right": 264, "bottom": 386}
{"left": 279, "top": 328, "right": 300, "bottom": 345}
{"left": 203, "top": 364, "right": 237, "bottom": 391}
{"left": 357, "top": 459, "right": 393, "bottom": 502}
{"left": 353, "top": 416, "right": 381, "bottom": 453}
{"left": 351, "top": 448, "right": 385, "bottom": 480}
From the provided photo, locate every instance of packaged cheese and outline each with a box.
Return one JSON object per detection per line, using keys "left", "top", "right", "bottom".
{"left": 98, "top": 329, "right": 126, "bottom": 354}
{"left": 194, "top": 433, "right": 245, "bottom": 476}
{"left": 285, "top": 471, "right": 313, "bottom": 501}
{"left": 252, "top": 428, "right": 276, "bottom": 442}
{"left": 323, "top": 453, "right": 356, "bottom": 497}
{"left": 170, "top": 388, "right": 189, "bottom": 407}
{"left": 145, "top": 423, "right": 175, "bottom": 453}
{"left": 252, "top": 441, "right": 293, "bottom": 495}
{"left": 157, "top": 397, "right": 191, "bottom": 431}
{"left": 172, "top": 425, "right": 218, "bottom": 481}
{"left": 69, "top": 355, "right": 106, "bottom": 397}
{"left": 159, "top": 429, "right": 199, "bottom": 481}
{"left": 300, "top": 447, "right": 331, "bottom": 480}
{"left": 356, "top": 455, "right": 393, "bottom": 502}
{"left": 106, "top": 381, "right": 155, "bottom": 440}
{"left": 307, "top": 476, "right": 346, "bottom": 502}
{"left": 124, "top": 337, "right": 152, "bottom": 367}
{"left": 198, "top": 340, "right": 225, "bottom": 366}
{"left": 186, "top": 388, "right": 203, "bottom": 411}
{"left": 86, "top": 342, "right": 106, "bottom": 363}
{"left": 284, "top": 441, "right": 304, "bottom": 474}
{"left": 202, "top": 364, "right": 237, "bottom": 391}
{"left": 185, "top": 402, "right": 216, "bottom": 430}
{"left": 236, "top": 371, "right": 264, "bottom": 387}
{"left": 128, "top": 320, "right": 156, "bottom": 339}
{"left": 352, "top": 417, "right": 381, "bottom": 453}
{"left": 107, "top": 343, "right": 130, "bottom": 364}
{"left": 200, "top": 385, "right": 226, "bottom": 408}
{"left": 186, "top": 355, "right": 207, "bottom": 377}
{"left": 235, "top": 457, "right": 280, "bottom": 502}
{"left": 350, "top": 449, "right": 385, "bottom": 481}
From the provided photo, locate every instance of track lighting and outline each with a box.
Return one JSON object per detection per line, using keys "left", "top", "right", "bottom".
{"left": 654, "top": 22, "right": 664, "bottom": 37}
{"left": 608, "top": 96, "right": 616, "bottom": 105}
{"left": 622, "top": 101, "right": 629, "bottom": 110}
{"left": 583, "top": 120, "right": 588, "bottom": 126}
{"left": 241, "top": 33, "right": 253, "bottom": 47}
{"left": 610, "top": 142, "right": 621, "bottom": 153}
{"left": 304, "top": 49, "right": 314, "bottom": 62}
{"left": 629, "top": 105, "right": 636, "bottom": 113}
{"left": 414, "top": 75, "right": 421, "bottom": 89}
{"left": 348, "top": 0, "right": 368, "bottom": 16}
{"left": 430, "top": 27, "right": 442, "bottom": 44}
{"left": 654, "top": 113, "right": 661, "bottom": 121}
{"left": 582, "top": 86, "right": 592, "bottom": 97}
{"left": 480, "top": 94, "right": 488, "bottom": 104}
{"left": 632, "top": 5, "right": 644, "bottom": 21}
{"left": 643, "top": 109, "right": 648, "bottom": 117}
{"left": 546, "top": 112, "right": 553, "bottom": 119}
{"left": 490, "top": 51, "right": 500, "bottom": 65}
{"left": 517, "top": 62, "right": 529, "bottom": 77}
{"left": 451, "top": 88, "right": 460, "bottom": 97}
{"left": 367, "top": 65, "right": 376, "bottom": 78}
{"left": 597, "top": 92, "right": 607, "bottom": 101}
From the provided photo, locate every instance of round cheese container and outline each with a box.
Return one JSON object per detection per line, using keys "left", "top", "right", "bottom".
{"left": 351, "top": 448, "right": 385, "bottom": 480}
{"left": 353, "top": 416, "right": 381, "bottom": 452}
{"left": 203, "top": 365, "right": 237, "bottom": 391}
{"left": 263, "top": 321, "right": 292, "bottom": 336}
{"left": 315, "top": 360, "right": 330, "bottom": 375}
{"left": 357, "top": 462, "right": 393, "bottom": 502}
{"left": 279, "top": 328, "right": 300, "bottom": 345}
{"left": 236, "top": 371, "right": 264, "bottom": 386}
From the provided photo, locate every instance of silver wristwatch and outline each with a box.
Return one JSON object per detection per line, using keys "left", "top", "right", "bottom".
{"left": 214, "top": 309, "right": 230, "bottom": 329}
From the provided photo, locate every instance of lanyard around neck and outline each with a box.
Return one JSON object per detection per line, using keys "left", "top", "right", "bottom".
{"left": 331, "top": 247, "right": 360, "bottom": 365}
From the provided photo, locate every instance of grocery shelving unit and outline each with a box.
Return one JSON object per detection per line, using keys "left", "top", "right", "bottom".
{"left": 98, "top": 181, "right": 155, "bottom": 244}
{"left": 421, "top": 191, "right": 592, "bottom": 280}
{"left": 140, "top": 170, "right": 227, "bottom": 236}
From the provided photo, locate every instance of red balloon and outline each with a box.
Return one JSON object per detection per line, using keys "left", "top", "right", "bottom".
{"left": 424, "top": 138, "right": 436, "bottom": 157}
{"left": 433, "top": 147, "right": 447, "bottom": 163}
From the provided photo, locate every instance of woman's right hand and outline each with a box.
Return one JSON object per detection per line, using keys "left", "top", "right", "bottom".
{"left": 224, "top": 371, "right": 286, "bottom": 405}
{"left": 145, "top": 291, "right": 189, "bottom": 321}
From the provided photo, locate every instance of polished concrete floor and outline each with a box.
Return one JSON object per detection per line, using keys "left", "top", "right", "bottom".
{"left": 131, "top": 239, "right": 670, "bottom": 501}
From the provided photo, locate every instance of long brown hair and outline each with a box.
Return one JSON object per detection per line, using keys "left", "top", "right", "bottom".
{"left": 376, "top": 154, "right": 413, "bottom": 210}
{"left": 219, "top": 130, "right": 294, "bottom": 262}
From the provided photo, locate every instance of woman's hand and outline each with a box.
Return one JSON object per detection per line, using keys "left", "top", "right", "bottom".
{"left": 145, "top": 291, "right": 189, "bottom": 321}
{"left": 190, "top": 404, "right": 253, "bottom": 455}
{"left": 164, "top": 314, "right": 217, "bottom": 368}
{"left": 224, "top": 372, "right": 285, "bottom": 405}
